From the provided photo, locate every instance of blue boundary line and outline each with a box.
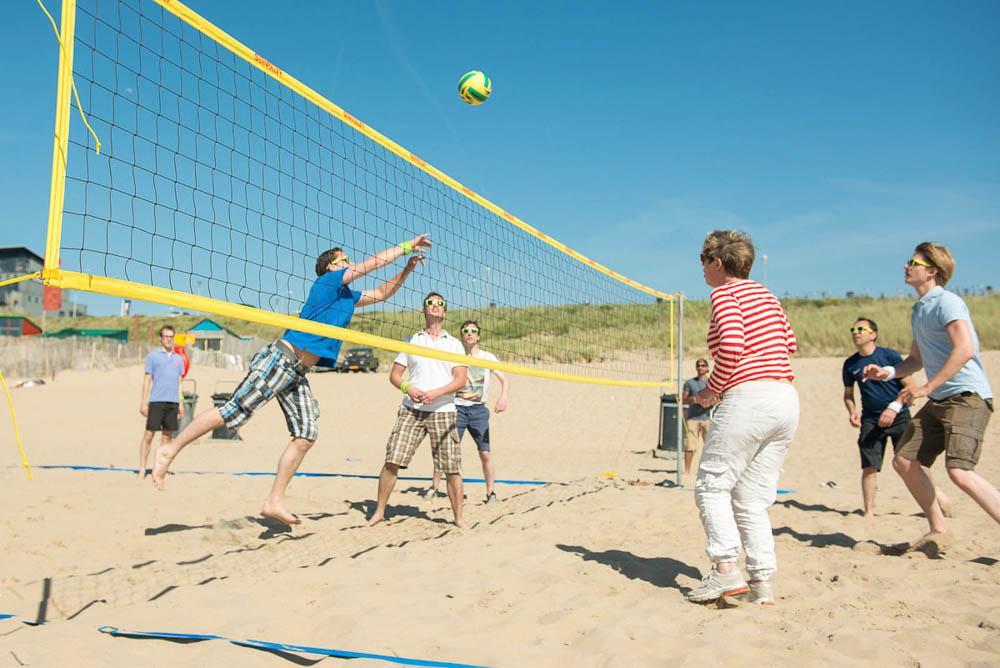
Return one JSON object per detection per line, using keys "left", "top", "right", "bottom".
{"left": 30, "top": 465, "right": 793, "bottom": 493}
{"left": 34, "top": 465, "right": 555, "bottom": 486}
{"left": 98, "top": 626, "right": 489, "bottom": 667}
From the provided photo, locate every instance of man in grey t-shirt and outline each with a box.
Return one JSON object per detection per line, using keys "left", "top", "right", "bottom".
{"left": 681, "top": 359, "right": 711, "bottom": 476}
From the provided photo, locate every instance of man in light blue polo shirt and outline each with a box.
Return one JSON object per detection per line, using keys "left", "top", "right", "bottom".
{"left": 152, "top": 234, "right": 431, "bottom": 526}
{"left": 864, "top": 242, "right": 997, "bottom": 553}
{"left": 138, "top": 325, "right": 186, "bottom": 478}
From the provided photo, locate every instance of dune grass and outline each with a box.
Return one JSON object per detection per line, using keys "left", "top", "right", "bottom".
{"left": 21, "top": 294, "right": 1000, "bottom": 363}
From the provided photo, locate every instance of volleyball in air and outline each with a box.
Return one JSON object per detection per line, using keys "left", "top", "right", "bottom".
{"left": 458, "top": 70, "right": 492, "bottom": 105}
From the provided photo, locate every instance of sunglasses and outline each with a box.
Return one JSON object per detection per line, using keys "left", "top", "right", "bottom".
{"left": 330, "top": 255, "right": 351, "bottom": 266}
{"left": 850, "top": 325, "right": 873, "bottom": 334}
{"left": 906, "top": 257, "right": 932, "bottom": 268}
{"left": 424, "top": 298, "right": 447, "bottom": 308}
{"left": 461, "top": 327, "right": 479, "bottom": 335}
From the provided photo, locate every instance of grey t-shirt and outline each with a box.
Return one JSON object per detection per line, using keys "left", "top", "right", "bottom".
{"left": 683, "top": 377, "right": 710, "bottom": 420}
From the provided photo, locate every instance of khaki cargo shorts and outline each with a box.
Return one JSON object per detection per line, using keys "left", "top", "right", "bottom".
{"left": 685, "top": 419, "right": 710, "bottom": 453}
{"left": 896, "top": 392, "right": 993, "bottom": 471}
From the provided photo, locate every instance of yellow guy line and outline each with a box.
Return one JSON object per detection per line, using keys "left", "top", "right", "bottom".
{"left": 0, "top": 272, "right": 42, "bottom": 289}
{"left": 152, "top": 0, "right": 671, "bottom": 302}
{"left": 51, "top": 269, "right": 677, "bottom": 390}
{"left": 0, "top": 369, "right": 33, "bottom": 480}
{"left": 36, "top": 0, "right": 101, "bottom": 154}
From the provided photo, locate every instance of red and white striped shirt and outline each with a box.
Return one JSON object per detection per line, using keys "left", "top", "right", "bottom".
{"left": 706, "top": 279, "right": 797, "bottom": 396}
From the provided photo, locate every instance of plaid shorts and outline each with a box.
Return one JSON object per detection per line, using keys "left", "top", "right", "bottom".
{"left": 385, "top": 406, "right": 461, "bottom": 473}
{"left": 219, "top": 341, "right": 319, "bottom": 441}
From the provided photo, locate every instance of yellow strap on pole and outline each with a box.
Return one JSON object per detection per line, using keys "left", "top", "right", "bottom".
{"left": 0, "top": 272, "right": 42, "bottom": 289}
{"left": 36, "top": 0, "right": 100, "bottom": 155}
{"left": 0, "top": 369, "right": 33, "bottom": 481}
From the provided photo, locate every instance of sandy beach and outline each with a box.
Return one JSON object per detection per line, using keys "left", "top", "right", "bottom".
{"left": 2, "top": 353, "right": 999, "bottom": 667}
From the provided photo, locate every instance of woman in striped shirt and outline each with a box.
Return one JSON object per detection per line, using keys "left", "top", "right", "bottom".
{"left": 686, "top": 230, "right": 799, "bottom": 606}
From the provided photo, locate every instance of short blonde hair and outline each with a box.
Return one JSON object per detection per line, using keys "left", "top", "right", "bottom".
{"left": 701, "top": 230, "right": 755, "bottom": 279}
{"left": 915, "top": 241, "right": 955, "bottom": 286}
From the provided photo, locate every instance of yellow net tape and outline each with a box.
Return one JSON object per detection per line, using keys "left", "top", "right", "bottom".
{"left": 0, "top": 369, "right": 33, "bottom": 481}
{"left": 36, "top": 0, "right": 101, "bottom": 155}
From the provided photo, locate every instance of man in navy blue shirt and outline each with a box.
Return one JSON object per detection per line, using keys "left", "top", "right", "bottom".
{"left": 152, "top": 234, "right": 431, "bottom": 526}
{"left": 842, "top": 317, "right": 950, "bottom": 517}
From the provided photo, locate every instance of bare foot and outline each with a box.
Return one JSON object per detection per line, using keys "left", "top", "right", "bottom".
{"left": 366, "top": 513, "right": 385, "bottom": 527}
{"left": 864, "top": 510, "right": 875, "bottom": 518}
{"left": 453, "top": 519, "right": 469, "bottom": 529}
{"left": 150, "top": 447, "right": 175, "bottom": 490}
{"left": 906, "top": 530, "right": 950, "bottom": 556}
{"left": 261, "top": 500, "right": 301, "bottom": 526}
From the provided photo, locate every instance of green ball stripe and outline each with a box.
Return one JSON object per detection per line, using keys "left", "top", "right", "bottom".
{"left": 458, "top": 71, "right": 479, "bottom": 88}
{"left": 466, "top": 87, "right": 488, "bottom": 101}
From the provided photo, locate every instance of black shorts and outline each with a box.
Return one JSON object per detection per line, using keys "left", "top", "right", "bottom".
{"left": 858, "top": 414, "right": 909, "bottom": 471}
{"left": 146, "top": 401, "right": 179, "bottom": 433}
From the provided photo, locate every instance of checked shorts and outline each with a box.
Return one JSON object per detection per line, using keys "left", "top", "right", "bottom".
{"left": 385, "top": 406, "right": 461, "bottom": 473}
{"left": 219, "top": 341, "right": 319, "bottom": 441}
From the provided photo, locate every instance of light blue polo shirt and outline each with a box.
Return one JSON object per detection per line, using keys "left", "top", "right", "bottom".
{"left": 911, "top": 286, "right": 992, "bottom": 401}
{"left": 145, "top": 349, "right": 185, "bottom": 403}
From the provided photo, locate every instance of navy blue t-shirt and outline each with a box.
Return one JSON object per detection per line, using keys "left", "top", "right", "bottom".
{"left": 283, "top": 269, "right": 362, "bottom": 368}
{"left": 842, "top": 346, "right": 909, "bottom": 421}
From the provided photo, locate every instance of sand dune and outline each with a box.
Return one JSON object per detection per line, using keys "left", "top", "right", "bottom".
{"left": 2, "top": 353, "right": 999, "bottom": 666}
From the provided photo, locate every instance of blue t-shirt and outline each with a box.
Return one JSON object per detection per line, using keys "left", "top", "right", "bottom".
{"left": 842, "top": 346, "right": 909, "bottom": 421}
{"left": 145, "top": 349, "right": 184, "bottom": 403}
{"left": 683, "top": 377, "right": 711, "bottom": 420}
{"left": 911, "top": 286, "right": 993, "bottom": 400}
{"left": 282, "top": 269, "right": 362, "bottom": 368}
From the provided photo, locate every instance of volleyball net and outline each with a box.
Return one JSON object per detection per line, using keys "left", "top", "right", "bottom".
{"left": 40, "top": 0, "right": 682, "bottom": 389}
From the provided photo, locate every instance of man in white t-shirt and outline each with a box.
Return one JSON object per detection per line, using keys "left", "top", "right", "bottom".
{"left": 367, "top": 292, "right": 469, "bottom": 528}
{"left": 430, "top": 319, "right": 509, "bottom": 502}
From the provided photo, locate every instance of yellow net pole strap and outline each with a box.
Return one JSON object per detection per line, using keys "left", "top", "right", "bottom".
{"left": 50, "top": 269, "right": 677, "bottom": 391}
{"left": 151, "top": 0, "right": 671, "bottom": 302}
{"left": 0, "top": 272, "right": 42, "bottom": 289}
{"left": 36, "top": 0, "right": 101, "bottom": 155}
{"left": 0, "top": 369, "right": 33, "bottom": 481}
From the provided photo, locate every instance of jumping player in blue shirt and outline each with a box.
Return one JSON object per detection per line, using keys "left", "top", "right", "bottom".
{"left": 152, "top": 234, "right": 431, "bottom": 526}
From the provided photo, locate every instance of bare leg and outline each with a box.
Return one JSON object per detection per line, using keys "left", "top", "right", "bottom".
{"left": 925, "top": 467, "right": 953, "bottom": 517}
{"left": 138, "top": 431, "right": 155, "bottom": 478}
{"left": 431, "top": 468, "right": 443, "bottom": 494}
{"left": 446, "top": 472, "right": 467, "bottom": 528}
{"left": 151, "top": 408, "right": 224, "bottom": 490}
{"left": 479, "top": 450, "right": 495, "bottom": 497}
{"left": 368, "top": 463, "right": 399, "bottom": 526}
{"left": 892, "top": 455, "right": 948, "bottom": 545}
{"left": 684, "top": 450, "right": 694, "bottom": 476}
{"left": 260, "top": 437, "right": 314, "bottom": 526}
{"left": 948, "top": 468, "right": 1000, "bottom": 524}
{"left": 861, "top": 467, "right": 877, "bottom": 517}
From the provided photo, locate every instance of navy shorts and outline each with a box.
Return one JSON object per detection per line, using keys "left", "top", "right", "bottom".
{"left": 456, "top": 404, "right": 490, "bottom": 452}
{"left": 858, "top": 414, "right": 909, "bottom": 471}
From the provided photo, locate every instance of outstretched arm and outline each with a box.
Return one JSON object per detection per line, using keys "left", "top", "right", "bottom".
{"left": 356, "top": 254, "right": 424, "bottom": 307}
{"left": 342, "top": 234, "right": 431, "bottom": 285}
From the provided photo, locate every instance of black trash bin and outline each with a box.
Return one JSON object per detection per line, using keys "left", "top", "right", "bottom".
{"left": 176, "top": 379, "right": 198, "bottom": 434}
{"left": 210, "top": 381, "right": 242, "bottom": 441}
{"left": 653, "top": 393, "right": 685, "bottom": 458}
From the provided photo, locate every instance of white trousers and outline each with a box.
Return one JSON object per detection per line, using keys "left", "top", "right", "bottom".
{"left": 694, "top": 381, "right": 799, "bottom": 581}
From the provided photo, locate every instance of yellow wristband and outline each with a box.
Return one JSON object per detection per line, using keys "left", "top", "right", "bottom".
{"left": 400, "top": 381, "right": 411, "bottom": 394}
{"left": 400, "top": 241, "right": 413, "bottom": 255}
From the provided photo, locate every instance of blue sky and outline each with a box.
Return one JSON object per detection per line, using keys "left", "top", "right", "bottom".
{"left": 2, "top": 0, "right": 998, "bottom": 315}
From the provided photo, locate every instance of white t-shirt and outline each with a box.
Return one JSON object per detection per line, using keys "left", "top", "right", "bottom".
{"left": 395, "top": 329, "right": 468, "bottom": 413}
{"left": 455, "top": 349, "right": 499, "bottom": 407}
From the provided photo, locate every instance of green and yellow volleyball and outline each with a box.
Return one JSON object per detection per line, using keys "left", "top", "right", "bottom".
{"left": 458, "top": 70, "right": 492, "bottom": 105}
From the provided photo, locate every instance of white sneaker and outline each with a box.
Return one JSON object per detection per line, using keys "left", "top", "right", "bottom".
{"left": 748, "top": 579, "right": 774, "bottom": 605}
{"left": 686, "top": 568, "right": 749, "bottom": 603}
